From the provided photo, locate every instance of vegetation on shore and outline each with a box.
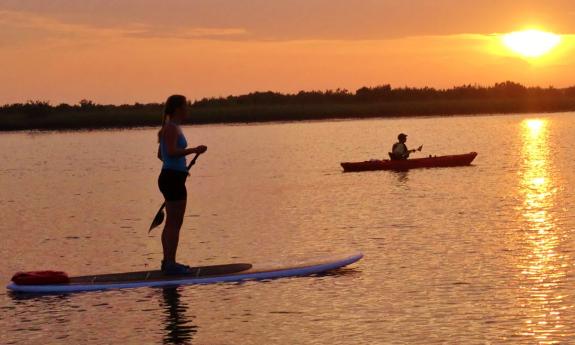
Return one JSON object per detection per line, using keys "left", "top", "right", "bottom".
{"left": 2, "top": 81, "right": 575, "bottom": 131}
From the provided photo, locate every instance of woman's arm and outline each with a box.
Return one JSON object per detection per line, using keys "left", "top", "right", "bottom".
{"left": 163, "top": 125, "right": 207, "bottom": 157}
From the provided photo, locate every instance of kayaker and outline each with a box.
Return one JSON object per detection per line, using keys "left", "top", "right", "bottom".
{"left": 157, "top": 95, "right": 207, "bottom": 275}
{"left": 390, "top": 133, "right": 422, "bottom": 160}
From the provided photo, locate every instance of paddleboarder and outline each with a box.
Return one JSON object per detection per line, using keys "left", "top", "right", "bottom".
{"left": 390, "top": 133, "right": 422, "bottom": 160}
{"left": 157, "top": 95, "right": 207, "bottom": 274}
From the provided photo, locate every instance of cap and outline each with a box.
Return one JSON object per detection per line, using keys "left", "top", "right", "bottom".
{"left": 398, "top": 133, "right": 408, "bottom": 140}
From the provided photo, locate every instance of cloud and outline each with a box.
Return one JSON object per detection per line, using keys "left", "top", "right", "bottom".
{"left": 125, "top": 26, "right": 248, "bottom": 40}
{"left": 0, "top": 9, "right": 248, "bottom": 47}
{"left": 2, "top": 0, "right": 575, "bottom": 42}
{"left": 0, "top": 10, "right": 130, "bottom": 46}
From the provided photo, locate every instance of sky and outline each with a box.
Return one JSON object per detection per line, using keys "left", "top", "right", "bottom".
{"left": 1, "top": 0, "right": 574, "bottom": 104}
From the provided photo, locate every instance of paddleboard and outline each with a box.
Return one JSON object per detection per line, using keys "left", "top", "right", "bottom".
{"left": 7, "top": 252, "right": 363, "bottom": 294}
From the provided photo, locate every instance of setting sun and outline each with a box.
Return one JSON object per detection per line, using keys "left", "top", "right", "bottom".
{"left": 502, "top": 30, "right": 561, "bottom": 58}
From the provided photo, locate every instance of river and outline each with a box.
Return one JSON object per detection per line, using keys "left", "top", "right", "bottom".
{"left": 1, "top": 113, "right": 575, "bottom": 344}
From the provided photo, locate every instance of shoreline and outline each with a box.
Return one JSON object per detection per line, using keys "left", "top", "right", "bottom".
{"left": 3, "top": 81, "right": 575, "bottom": 132}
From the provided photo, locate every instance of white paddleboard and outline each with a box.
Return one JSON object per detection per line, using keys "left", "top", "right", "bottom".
{"left": 7, "top": 252, "right": 363, "bottom": 294}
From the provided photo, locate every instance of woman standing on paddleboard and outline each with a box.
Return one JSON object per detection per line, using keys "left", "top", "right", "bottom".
{"left": 157, "top": 95, "right": 207, "bottom": 274}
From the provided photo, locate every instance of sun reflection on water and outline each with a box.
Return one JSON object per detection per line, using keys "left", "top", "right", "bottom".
{"left": 518, "top": 119, "right": 567, "bottom": 343}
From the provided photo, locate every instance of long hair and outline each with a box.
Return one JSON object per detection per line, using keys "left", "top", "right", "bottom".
{"left": 158, "top": 94, "right": 187, "bottom": 142}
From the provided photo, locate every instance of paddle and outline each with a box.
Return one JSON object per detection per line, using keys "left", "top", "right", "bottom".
{"left": 148, "top": 153, "right": 201, "bottom": 233}
{"left": 411, "top": 145, "right": 423, "bottom": 154}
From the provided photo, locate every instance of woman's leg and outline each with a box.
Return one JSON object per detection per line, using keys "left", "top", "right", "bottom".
{"left": 162, "top": 199, "right": 187, "bottom": 263}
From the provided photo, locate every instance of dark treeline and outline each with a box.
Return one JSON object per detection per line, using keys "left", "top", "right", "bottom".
{"left": 2, "top": 81, "right": 575, "bottom": 131}
{"left": 1, "top": 99, "right": 163, "bottom": 119}
{"left": 194, "top": 81, "right": 575, "bottom": 106}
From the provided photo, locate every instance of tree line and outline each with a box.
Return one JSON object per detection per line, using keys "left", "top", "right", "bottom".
{"left": 1, "top": 81, "right": 575, "bottom": 131}
{"left": 193, "top": 81, "right": 575, "bottom": 107}
{"left": 2, "top": 82, "right": 575, "bottom": 115}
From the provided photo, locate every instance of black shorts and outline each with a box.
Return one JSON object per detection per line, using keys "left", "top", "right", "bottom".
{"left": 158, "top": 169, "right": 188, "bottom": 201}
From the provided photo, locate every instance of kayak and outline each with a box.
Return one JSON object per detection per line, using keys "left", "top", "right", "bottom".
{"left": 341, "top": 152, "right": 477, "bottom": 172}
{"left": 7, "top": 252, "right": 363, "bottom": 294}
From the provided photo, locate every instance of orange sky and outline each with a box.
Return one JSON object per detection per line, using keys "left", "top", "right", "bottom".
{"left": 1, "top": 0, "right": 574, "bottom": 104}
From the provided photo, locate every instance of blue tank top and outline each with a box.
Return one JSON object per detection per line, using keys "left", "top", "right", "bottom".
{"left": 160, "top": 122, "right": 188, "bottom": 172}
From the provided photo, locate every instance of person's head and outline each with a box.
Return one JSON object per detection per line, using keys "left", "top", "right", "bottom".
{"left": 398, "top": 133, "right": 407, "bottom": 143}
{"left": 158, "top": 95, "right": 188, "bottom": 141}
{"left": 164, "top": 94, "right": 188, "bottom": 123}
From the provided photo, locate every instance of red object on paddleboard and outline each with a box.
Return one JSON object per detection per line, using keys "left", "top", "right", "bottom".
{"left": 11, "top": 271, "right": 70, "bottom": 285}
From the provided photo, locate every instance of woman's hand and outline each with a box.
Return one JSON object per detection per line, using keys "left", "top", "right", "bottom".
{"left": 186, "top": 145, "right": 207, "bottom": 155}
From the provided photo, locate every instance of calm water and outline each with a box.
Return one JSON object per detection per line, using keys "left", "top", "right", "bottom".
{"left": 1, "top": 113, "right": 575, "bottom": 344}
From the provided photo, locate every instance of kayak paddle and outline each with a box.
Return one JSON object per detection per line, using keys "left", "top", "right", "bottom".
{"left": 409, "top": 145, "right": 424, "bottom": 155}
{"left": 148, "top": 153, "right": 201, "bottom": 233}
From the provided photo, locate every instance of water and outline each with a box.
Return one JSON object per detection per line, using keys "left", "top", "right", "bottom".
{"left": 1, "top": 113, "right": 575, "bottom": 344}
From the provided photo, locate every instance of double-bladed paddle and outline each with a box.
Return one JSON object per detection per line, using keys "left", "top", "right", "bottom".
{"left": 148, "top": 153, "right": 201, "bottom": 233}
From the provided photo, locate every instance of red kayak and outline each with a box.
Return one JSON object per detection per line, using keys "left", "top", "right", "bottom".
{"left": 341, "top": 152, "right": 477, "bottom": 172}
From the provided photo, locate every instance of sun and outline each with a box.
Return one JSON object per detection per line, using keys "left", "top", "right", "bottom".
{"left": 502, "top": 29, "right": 561, "bottom": 58}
